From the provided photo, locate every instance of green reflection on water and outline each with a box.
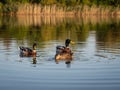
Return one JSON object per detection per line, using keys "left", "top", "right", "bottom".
{"left": 0, "top": 16, "right": 120, "bottom": 47}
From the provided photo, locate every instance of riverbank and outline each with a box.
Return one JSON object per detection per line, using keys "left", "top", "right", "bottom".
{"left": 0, "top": 3, "right": 120, "bottom": 16}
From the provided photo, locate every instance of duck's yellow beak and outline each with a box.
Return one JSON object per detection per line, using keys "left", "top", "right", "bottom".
{"left": 33, "top": 46, "right": 37, "bottom": 50}
{"left": 70, "top": 41, "right": 75, "bottom": 45}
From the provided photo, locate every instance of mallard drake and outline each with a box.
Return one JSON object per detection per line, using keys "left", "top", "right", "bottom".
{"left": 55, "top": 39, "right": 74, "bottom": 60}
{"left": 19, "top": 43, "right": 37, "bottom": 57}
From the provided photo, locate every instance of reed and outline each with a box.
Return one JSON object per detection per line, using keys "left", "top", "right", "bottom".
{"left": 0, "top": 3, "right": 120, "bottom": 16}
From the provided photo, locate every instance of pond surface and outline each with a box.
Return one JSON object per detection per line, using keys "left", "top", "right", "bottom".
{"left": 0, "top": 16, "right": 120, "bottom": 90}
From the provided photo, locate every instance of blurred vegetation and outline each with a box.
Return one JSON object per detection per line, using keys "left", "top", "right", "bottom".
{"left": 0, "top": 16, "right": 89, "bottom": 43}
{"left": 0, "top": 0, "right": 120, "bottom": 15}
{"left": 0, "top": 15, "right": 120, "bottom": 51}
{"left": 0, "top": 0, "right": 120, "bottom": 6}
{"left": 0, "top": 16, "right": 120, "bottom": 44}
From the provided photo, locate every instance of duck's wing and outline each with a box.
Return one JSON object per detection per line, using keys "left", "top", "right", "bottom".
{"left": 56, "top": 45, "right": 65, "bottom": 49}
{"left": 56, "top": 45, "right": 73, "bottom": 54}
{"left": 19, "top": 46, "right": 32, "bottom": 52}
{"left": 56, "top": 45, "right": 65, "bottom": 54}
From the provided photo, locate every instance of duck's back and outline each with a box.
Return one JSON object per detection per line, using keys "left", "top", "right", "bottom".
{"left": 56, "top": 46, "right": 65, "bottom": 54}
{"left": 19, "top": 46, "right": 32, "bottom": 52}
{"left": 19, "top": 46, "right": 33, "bottom": 56}
{"left": 56, "top": 45, "right": 72, "bottom": 54}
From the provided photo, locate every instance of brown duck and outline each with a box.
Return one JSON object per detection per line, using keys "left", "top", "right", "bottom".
{"left": 19, "top": 43, "right": 37, "bottom": 57}
{"left": 55, "top": 39, "right": 74, "bottom": 60}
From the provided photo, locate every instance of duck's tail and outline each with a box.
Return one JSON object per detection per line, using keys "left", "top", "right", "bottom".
{"left": 19, "top": 46, "right": 24, "bottom": 51}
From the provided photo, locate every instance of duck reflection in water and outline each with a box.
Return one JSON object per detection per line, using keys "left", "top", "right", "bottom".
{"left": 32, "top": 56, "right": 37, "bottom": 64}
{"left": 55, "top": 59, "right": 72, "bottom": 68}
{"left": 32, "top": 56, "right": 37, "bottom": 67}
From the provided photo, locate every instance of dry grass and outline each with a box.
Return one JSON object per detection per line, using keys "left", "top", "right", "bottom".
{"left": 1, "top": 3, "right": 120, "bottom": 16}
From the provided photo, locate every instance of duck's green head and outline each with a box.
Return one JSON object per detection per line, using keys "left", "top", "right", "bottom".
{"left": 65, "top": 39, "right": 74, "bottom": 47}
{"left": 33, "top": 43, "right": 37, "bottom": 50}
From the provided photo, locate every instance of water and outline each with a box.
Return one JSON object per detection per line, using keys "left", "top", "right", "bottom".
{"left": 0, "top": 16, "right": 120, "bottom": 90}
